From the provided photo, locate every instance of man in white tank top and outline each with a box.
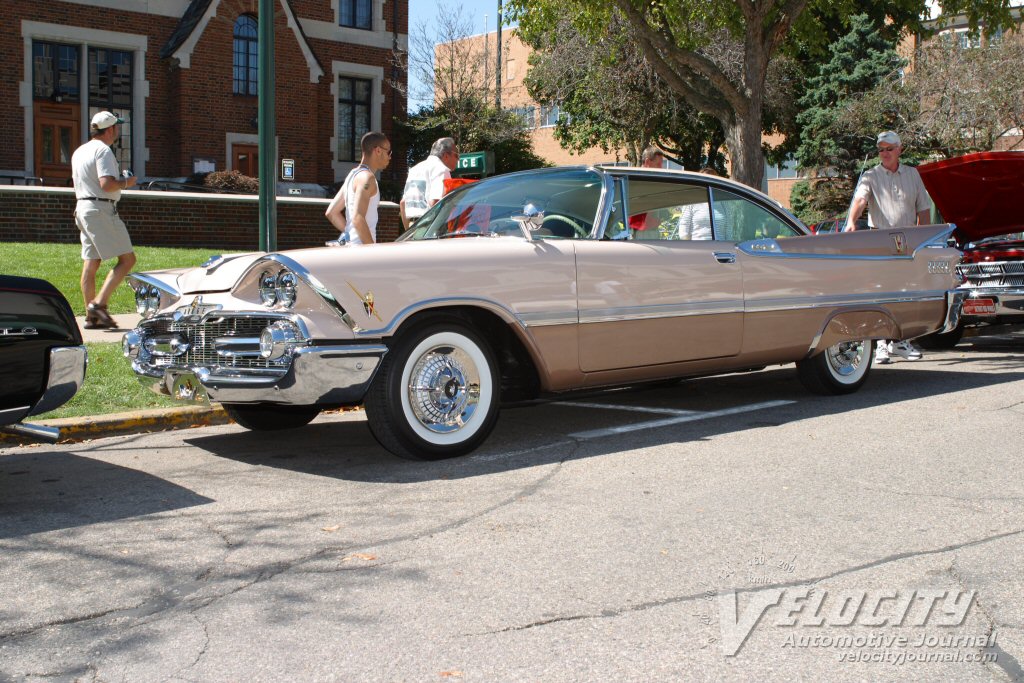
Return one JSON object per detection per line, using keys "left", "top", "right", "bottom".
{"left": 325, "top": 131, "right": 392, "bottom": 245}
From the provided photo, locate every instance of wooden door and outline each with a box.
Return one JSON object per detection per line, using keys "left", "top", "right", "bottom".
{"left": 233, "top": 144, "right": 259, "bottom": 177}
{"left": 34, "top": 102, "right": 80, "bottom": 186}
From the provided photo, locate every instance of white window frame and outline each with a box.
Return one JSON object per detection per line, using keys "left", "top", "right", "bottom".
{"left": 331, "top": 61, "right": 383, "bottom": 181}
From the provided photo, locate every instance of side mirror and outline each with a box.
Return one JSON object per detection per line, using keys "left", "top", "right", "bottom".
{"left": 510, "top": 203, "right": 545, "bottom": 240}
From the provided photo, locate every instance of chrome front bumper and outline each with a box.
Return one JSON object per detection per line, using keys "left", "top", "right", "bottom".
{"left": 959, "top": 286, "right": 1024, "bottom": 322}
{"left": 134, "top": 344, "right": 387, "bottom": 406}
{"left": 0, "top": 345, "right": 88, "bottom": 442}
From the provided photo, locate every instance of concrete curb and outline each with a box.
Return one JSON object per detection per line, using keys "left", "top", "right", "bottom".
{"left": 0, "top": 405, "right": 232, "bottom": 447}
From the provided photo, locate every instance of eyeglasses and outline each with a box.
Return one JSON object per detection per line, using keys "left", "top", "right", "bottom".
{"left": 878, "top": 146, "right": 899, "bottom": 153}
{"left": 378, "top": 146, "right": 392, "bottom": 156}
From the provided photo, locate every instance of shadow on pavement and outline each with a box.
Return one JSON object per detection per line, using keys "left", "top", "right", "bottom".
{"left": 184, "top": 335, "right": 1024, "bottom": 484}
{"left": 0, "top": 450, "right": 213, "bottom": 538}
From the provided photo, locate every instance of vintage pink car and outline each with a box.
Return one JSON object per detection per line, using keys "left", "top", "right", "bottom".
{"left": 122, "top": 167, "right": 964, "bottom": 459}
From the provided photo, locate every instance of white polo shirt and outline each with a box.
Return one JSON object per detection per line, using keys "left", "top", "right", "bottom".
{"left": 854, "top": 163, "right": 931, "bottom": 229}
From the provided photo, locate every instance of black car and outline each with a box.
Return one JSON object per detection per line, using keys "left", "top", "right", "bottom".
{"left": 1, "top": 275, "right": 87, "bottom": 441}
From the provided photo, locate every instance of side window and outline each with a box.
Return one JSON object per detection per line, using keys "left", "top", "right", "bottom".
{"left": 711, "top": 189, "right": 801, "bottom": 242}
{"left": 624, "top": 178, "right": 712, "bottom": 240}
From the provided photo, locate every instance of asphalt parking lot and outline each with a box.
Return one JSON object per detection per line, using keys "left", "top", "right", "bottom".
{"left": 2, "top": 333, "right": 1023, "bottom": 682}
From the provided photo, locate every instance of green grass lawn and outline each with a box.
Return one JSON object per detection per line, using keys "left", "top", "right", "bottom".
{"left": 0, "top": 242, "right": 219, "bottom": 316}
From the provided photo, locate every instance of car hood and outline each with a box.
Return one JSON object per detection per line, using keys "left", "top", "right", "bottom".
{"left": 917, "top": 151, "right": 1024, "bottom": 244}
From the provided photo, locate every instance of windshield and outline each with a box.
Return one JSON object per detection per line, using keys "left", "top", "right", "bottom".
{"left": 397, "top": 168, "right": 604, "bottom": 241}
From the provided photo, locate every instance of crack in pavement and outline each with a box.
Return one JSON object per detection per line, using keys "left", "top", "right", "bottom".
{"left": 948, "top": 557, "right": 1024, "bottom": 682}
{"left": 472, "top": 527, "right": 1024, "bottom": 637}
{"left": 0, "top": 440, "right": 579, "bottom": 648}
{"left": 852, "top": 479, "right": 1024, "bottom": 504}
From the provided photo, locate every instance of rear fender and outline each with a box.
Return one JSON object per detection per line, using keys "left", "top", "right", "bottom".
{"left": 807, "top": 308, "right": 900, "bottom": 356}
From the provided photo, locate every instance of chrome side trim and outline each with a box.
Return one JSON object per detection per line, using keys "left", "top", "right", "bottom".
{"left": 737, "top": 225, "right": 957, "bottom": 260}
{"left": 745, "top": 290, "right": 948, "bottom": 313}
{"left": 352, "top": 296, "right": 529, "bottom": 336}
{"left": 580, "top": 300, "right": 743, "bottom": 324}
{"left": 28, "top": 346, "right": 88, "bottom": 416}
{"left": 519, "top": 311, "right": 579, "bottom": 326}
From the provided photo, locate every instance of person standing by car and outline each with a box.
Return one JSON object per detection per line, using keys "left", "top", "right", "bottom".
{"left": 72, "top": 111, "right": 138, "bottom": 329}
{"left": 325, "top": 131, "right": 392, "bottom": 245}
{"left": 844, "top": 130, "right": 932, "bottom": 364}
{"left": 399, "top": 137, "right": 459, "bottom": 230}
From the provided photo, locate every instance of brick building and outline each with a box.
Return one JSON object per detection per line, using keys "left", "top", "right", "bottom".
{"left": 1, "top": 0, "right": 408, "bottom": 194}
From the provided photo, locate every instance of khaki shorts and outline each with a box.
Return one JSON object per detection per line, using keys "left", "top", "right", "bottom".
{"left": 75, "top": 201, "right": 133, "bottom": 261}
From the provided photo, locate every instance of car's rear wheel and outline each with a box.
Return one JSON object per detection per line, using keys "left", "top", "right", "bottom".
{"left": 796, "top": 339, "right": 872, "bottom": 395}
{"left": 365, "top": 323, "right": 500, "bottom": 460}
{"left": 917, "top": 323, "right": 965, "bottom": 350}
{"left": 223, "top": 403, "right": 320, "bottom": 430}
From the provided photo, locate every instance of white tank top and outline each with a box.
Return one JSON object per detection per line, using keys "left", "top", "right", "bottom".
{"left": 343, "top": 166, "right": 378, "bottom": 245}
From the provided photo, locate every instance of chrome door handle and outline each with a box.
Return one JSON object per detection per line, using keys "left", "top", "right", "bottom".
{"left": 714, "top": 252, "right": 736, "bottom": 264}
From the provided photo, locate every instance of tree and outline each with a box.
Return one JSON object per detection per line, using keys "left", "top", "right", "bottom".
{"left": 511, "top": 0, "right": 1018, "bottom": 189}
{"left": 841, "top": 32, "right": 1024, "bottom": 159}
{"left": 390, "top": 2, "right": 546, "bottom": 177}
{"left": 523, "top": 11, "right": 728, "bottom": 170}
{"left": 792, "top": 14, "right": 906, "bottom": 220}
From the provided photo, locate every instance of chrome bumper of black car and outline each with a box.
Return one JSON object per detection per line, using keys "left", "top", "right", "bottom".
{"left": 0, "top": 345, "right": 88, "bottom": 442}
{"left": 131, "top": 343, "right": 387, "bottom": 406}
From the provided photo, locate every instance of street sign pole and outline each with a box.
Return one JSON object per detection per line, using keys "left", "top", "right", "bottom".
{"left": 258, "top": 0, "right": 277, "bottom": 251}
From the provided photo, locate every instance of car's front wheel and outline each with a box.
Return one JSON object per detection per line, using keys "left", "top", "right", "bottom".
{"left": 796, "top": 339, "right": 873, "bottom": 395}
{"left": 365, "top": 323, "right": 500, "bottom": 460}
{"left": 223, "top": 403, "right": 321, "bottom": 430}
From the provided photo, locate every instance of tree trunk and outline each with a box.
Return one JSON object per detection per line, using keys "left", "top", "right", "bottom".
{"left": 723, "top": 106, "right": 765, "bottom": 190}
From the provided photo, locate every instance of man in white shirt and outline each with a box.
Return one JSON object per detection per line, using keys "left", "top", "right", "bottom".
{"left": 845, "top": 130, "right": 932, "bottom": 364}
{"left": 71, "top": 111, "right": 138, "bottom": 329}
{"left": 399, "top": 137, "right": 459, "bottom": 229}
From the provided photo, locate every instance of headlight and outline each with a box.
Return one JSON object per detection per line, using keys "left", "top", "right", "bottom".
{"left": 277, "top": 271, "right": 298, "bottom": 308}
{"left": 258, "top": 270, "right": 278, "bottom": 307}
{"left": 259, "top": 321, "right": 303, "bottom": 360}
{"left": 134, "top": 284, "right": 161, "bottom": 317}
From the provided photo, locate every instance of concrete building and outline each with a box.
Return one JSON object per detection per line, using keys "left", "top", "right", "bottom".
{"left": 1, "top": 0, "right": 408, "bottom": 194}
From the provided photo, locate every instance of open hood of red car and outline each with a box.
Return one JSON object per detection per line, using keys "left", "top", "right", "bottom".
{"left": 917, "top": 151, "right": 1024, "bottom": 244}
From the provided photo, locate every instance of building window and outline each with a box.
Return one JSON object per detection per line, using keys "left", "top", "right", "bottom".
{"left": 764, "top": 157, "right": 799, "bottom": 180}
{"left": 89, "top": 47, "right": 134, "bottom": 170}
{"left": 510, "top": 106, "right": 535, "bottom": 129}
{"left": 540, "top": 104, "right": 562, "bottom": 128}
{"left": 338, "top": 76, "right": 372, "bottom": 162}
{"left": 340, "top": 0, "right": 372, "bottom": 29}
{"left": 233, "top": 15, "right": 258, "bottom": 96}
{"left": 33, "top": 41, "right": 80, "bottom": 101}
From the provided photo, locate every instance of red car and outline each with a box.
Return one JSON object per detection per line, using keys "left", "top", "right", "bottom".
{"left": 917, "top": 151, "right": 1024, "bottom": 347}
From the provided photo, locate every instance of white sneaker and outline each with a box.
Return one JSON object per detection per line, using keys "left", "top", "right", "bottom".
{"left": 874, "top": 341, "right": 891, "bottom": 364}
{"left": 890, "top": 340, "right": 923, "bottom": 360}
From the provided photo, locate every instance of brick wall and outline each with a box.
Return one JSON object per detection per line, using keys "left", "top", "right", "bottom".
{"left": 0, "top": 187, "right": 402, "bottom": 250}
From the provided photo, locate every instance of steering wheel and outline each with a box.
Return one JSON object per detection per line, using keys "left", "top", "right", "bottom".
{"left": 541, "top": 214, "right": 589, "bottom": 239}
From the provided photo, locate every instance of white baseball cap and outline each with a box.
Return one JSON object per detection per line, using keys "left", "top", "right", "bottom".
{"left": 90, "top": 111, "right": 124, "bottom": 131}
{"left": 876, "top": 131, "right": 901, "bottom": 147}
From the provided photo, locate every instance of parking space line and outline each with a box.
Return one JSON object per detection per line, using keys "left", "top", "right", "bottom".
{"left": 567, "top": 400, "right": 796, "bottom": 440}
{"left": 553, "top": 401, "right": 703, "bottom": 416}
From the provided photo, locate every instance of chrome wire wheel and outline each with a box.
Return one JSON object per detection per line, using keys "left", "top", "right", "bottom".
{"left": 406, "top": 343, "right": 482, "bottom": 434}
{"left": 825, "top": 340, "right": 867, "bottom": 384}
{"left": 796, "top": 338, "right": 873, "bottom": 395}
{"left": 364, "top": 323, "right": 500, "bottom": 460}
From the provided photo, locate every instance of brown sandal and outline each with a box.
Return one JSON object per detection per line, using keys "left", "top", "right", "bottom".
{"left": 86, "top": 303, "right": 117, "bottom": 329}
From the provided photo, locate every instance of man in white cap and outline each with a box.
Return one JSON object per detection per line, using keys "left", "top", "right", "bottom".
{"left": 71, "top": 111, "right": 138, "bottom": 328}
{"left": 845, "top": 130, "right": 932, "bottom": 363}
{"left": 399, "top": 137, "right": 459, "bottom": 230}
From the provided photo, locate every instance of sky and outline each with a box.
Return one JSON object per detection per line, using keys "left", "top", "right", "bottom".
{"left": 407, "top": 0, "right": 515, "bottom": 112}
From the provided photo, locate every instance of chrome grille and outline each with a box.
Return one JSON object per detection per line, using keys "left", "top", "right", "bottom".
{"left": 957, "top": 261, "right": 1024, "bottom": 287}
{"left": 141, "top": 315, "right": 289, "bottom": 372}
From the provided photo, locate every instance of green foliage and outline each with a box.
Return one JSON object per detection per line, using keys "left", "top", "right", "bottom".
{"left": 396, "top": 96, "right": 548, "bottom": 175}
{"left": 0, "top": 242, "right": 219, "bottom": 316}
{"left": 794, "top": 14, "right": 905, "bottom": 218}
